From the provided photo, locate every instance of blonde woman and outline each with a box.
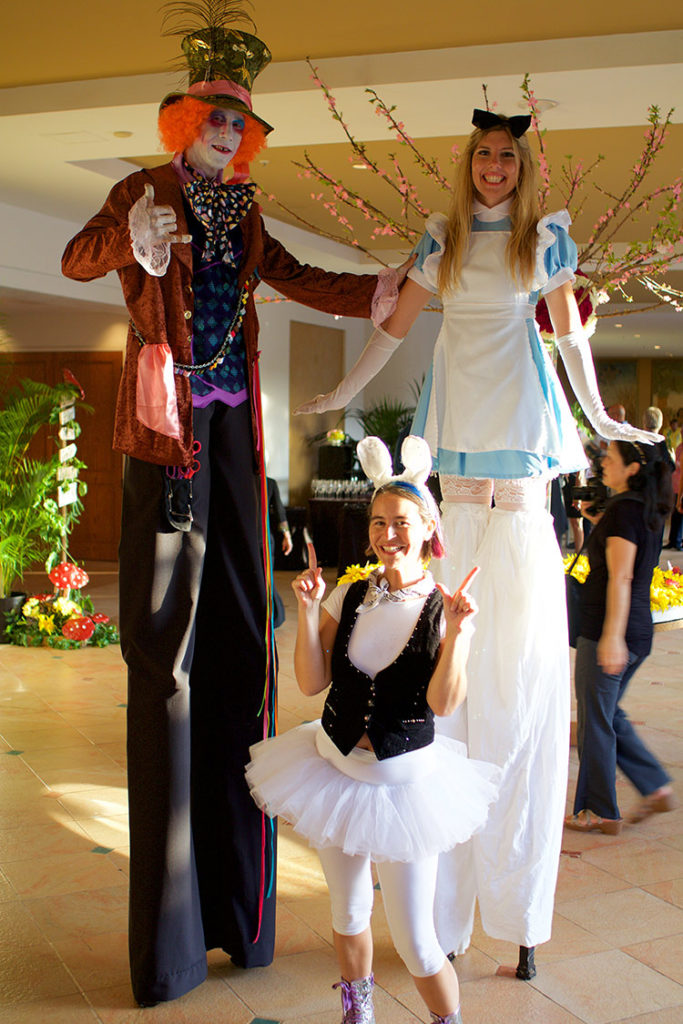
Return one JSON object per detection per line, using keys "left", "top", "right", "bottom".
{"left": 298, "top": 109, "right": 657, "bottom": 978}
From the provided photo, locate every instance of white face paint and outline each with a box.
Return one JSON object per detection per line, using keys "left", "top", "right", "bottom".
{"left": 185, "top": 107, "right": 245, "bottom": 179}
{"left": 470, "top": 129, "right": 520, "bottom": 208}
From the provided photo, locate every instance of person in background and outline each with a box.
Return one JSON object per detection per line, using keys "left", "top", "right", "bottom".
{"left": 665, "top": 440, "right": 683, "bottom": 551}
{"left": 664, "top": 414, "right": 681, "bottom": 459}
{"left": 267, "top": 475, "right": 292, "bottom": 627}
{"left": 565, "top": 439, "right": 675, "bottom": 835}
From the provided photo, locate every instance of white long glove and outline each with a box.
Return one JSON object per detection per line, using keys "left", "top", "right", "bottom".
{"left": 557, "top": 330, "right": 661, "bottom": 444}
{"left": 295, "top": 325, "right": 404, "bottom": 415}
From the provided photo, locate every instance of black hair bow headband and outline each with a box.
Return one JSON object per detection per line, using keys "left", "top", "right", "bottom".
{"left": 472, "top": 108, "right": 531, "bottom": 138}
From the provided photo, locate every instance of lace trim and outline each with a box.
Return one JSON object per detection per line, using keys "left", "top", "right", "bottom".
{"left": 494, "top": 476, "right": 549, "bottom": 510}
{"left": 440, "top": 475, "right": 550, "bottom": 510}
{"left": 128, "top": 194, "right": 171, "bottom": 277}
{"left": 371, "top": 267, "right": 399, "bottom": 326}
{"left": 441, "top": 477, "right": 493, "bottom": 505}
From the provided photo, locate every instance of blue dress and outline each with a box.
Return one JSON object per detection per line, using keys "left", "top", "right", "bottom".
{"left": 408, "top": 200, "right": 587, "bottom": 479}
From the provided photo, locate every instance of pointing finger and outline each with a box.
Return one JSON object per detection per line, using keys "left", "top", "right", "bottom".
{"left": 306, "top": 541, "right": 318, "bottom": 572}
{"left": 456, "top": 565, "right": 480, "bottom": 594}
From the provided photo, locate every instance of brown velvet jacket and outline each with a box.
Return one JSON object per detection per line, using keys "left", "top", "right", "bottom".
{"left": 62, "top": 163, "right": 378, "bottom": 467}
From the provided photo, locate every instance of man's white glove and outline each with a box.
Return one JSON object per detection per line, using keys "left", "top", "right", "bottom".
{"left": 295, "top": 325, "right": 404, "bottom": 415}
{"left": 128, "top": 184, "right": 191, "bottom": 277}
{"left": 556, "top": 330, "right": 661, "bottom": 444}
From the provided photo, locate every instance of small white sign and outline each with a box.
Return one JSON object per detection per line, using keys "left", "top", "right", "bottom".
{"left": 59, "top": 425, "right": 78, "bottom": 442}
{"left": 60, "top": 395, "right": 76, "bottom": 410}
{"left": 59, "top": 443, "right": 77, "bottom": 463}
{"left": 59, "top": 406, "right": 76, "bottom": 425}
{"left": 58, "top": 482, "right": 79, "bottom": 507}
{"left": 57, "top": 465, "right": 79, "bottom": 482}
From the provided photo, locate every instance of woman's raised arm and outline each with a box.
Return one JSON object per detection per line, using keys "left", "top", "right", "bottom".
{"left": 295, "top": 277, "right": 431, "bottom": 416}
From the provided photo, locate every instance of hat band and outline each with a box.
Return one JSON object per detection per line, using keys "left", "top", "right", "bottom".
{"left": 187, "top": 79, "right": 253, "bottom": 110}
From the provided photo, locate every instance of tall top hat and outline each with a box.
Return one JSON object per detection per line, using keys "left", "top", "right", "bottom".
{"left": 159, "top": 3, "right": 273, "bottom": 134}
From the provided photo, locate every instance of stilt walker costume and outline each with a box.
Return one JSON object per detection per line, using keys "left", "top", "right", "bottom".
{"left": 296, "top": 109, "right": 659, "bottom": 972}
{"left": 62, "top": 3, "right": 402, "bottom": 1005}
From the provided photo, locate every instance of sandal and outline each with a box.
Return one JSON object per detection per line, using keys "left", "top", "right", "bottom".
{"left": 629, "top": 788, "right": 676, "bottom": 824}
{"left": 564, "top": 810, "right": 622, "bottom": 835}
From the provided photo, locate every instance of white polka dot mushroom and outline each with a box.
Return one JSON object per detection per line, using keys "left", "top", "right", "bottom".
{"left": 49, "top": 561, "right": 90, "bottom": 597}
{"left": 62, "top": 616, "right": 95, "bottom": 643}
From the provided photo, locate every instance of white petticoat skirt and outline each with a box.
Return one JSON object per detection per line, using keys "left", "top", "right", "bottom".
{"left": 245, "top": 721, "right": 501, "bottom": 863}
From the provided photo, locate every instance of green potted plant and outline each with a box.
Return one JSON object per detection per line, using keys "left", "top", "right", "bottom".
{"left": 349, "top": 395, "right": 416, "bottom": 465}
{"left": 0, "top": 376, "right": 84, "bottom": 638}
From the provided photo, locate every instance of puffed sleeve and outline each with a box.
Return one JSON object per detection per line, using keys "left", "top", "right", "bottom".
{"left": 407, "top": 213, "right": 447, "bottom": 294}
{"left": 535, "top": 211, "right": 578, "bottom": 295}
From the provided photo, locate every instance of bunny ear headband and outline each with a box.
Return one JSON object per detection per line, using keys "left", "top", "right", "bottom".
{"left": 357, "top": 435, "right": 443, "bottom": 547}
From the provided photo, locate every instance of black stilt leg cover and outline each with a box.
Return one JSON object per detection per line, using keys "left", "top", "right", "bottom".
{"left": 120, "top": 402, "right": 276, "bottom": 1005}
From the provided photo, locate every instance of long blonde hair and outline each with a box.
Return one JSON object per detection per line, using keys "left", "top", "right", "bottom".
{"left": 437, "top": 123, "right": 540, "bottom": 295}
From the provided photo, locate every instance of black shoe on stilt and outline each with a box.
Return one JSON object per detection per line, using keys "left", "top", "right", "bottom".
{"left": 515, "top": 945, "right": 537, "bottom": 980}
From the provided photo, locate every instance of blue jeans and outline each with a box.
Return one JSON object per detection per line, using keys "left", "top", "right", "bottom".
{"left": 573, "top": 637, "right": 670, "bottom": 819}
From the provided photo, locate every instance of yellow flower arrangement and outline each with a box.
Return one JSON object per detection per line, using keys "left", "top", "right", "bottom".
{"left": 22, "top": 598, "right": 40, "bottom": 619}
{"left": 564, "top": 555, "right": 683, "bottom": 615}
{"left": 563, "top": 553, "right": 590, "bottom": 583}
{"left": 650, "top": 566, "right": 683, "bottom": 613}
{"left": 337, "top": 562, "right": 382, "bottom": 585}
{"left": 53, "top": 596, "right": 82, "bottom": 617}
{"left": 37, "top": 614, "right": 56, "bottom": 634}
{"left": 326, "top": 428, "right": 347, "bottom": 445}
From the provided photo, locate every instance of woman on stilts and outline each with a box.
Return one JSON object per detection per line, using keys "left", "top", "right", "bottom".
{"left": 296, "top": 108, "right": 658, "bottom": 978}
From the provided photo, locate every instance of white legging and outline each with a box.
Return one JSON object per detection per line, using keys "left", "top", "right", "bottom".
{"left": 317, "top": 844, "right": 446, "bottom": 978}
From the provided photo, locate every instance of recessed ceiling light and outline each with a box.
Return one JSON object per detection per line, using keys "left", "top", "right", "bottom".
{"left": 654, "top": 344, "right": 661, "bottom": 349}
{"left": 634, "top": 334, "right": 641, "bottom": 338}
{"left": 352, "top": 163, "right": 370, "bottom": 170}
{"left": 614, "top": 323, "right": 623, "bottom": 328}
{"left": 113, "top": 131, "right": 133, "bottom": 138}
{"left": 517, "top": 99, "right": 559, "bottom": 113}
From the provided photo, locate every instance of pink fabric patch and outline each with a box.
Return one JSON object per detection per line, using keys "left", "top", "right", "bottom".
{"left": 136, "top": 343, "right": 181, "bottom": 440}
{"left": 371, "top": 267, "right": 399, "bottom": 327}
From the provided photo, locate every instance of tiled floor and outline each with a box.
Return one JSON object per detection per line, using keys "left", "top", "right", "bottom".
{"left": 1, "top": 552, "right": 682, "bottom": 1023}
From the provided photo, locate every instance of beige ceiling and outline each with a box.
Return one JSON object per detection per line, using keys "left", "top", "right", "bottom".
{"left": 3, "top": 2, "right": 680, "bottom": 87}
{"left": 1, "top": 1, "right": 682, "bottom": 357}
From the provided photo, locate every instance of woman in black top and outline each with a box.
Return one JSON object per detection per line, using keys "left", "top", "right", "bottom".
{"left": 565, "top": 440, "right": 675, "bottom": 835}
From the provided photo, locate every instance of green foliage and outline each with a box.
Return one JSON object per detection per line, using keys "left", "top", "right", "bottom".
{"left": 349, "top": 396, "right": 416, "bottom": 461}
{"left": 3, "top": 589, "right": 119, "bottom": 649}
{"left": 0, "top": 378, "right": 84, "bottom": 598}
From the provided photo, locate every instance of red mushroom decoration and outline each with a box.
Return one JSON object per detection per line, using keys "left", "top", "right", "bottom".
{"left": 62, "top": 616, "right": 95, "bottom": 643}
{"left": 49, "top": 561, "right": 90, "bottom": 595}
{"left": 91, "top": 612, "right": 110, "bottom": 624}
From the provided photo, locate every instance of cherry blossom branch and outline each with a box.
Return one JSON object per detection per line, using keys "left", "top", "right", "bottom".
{"left": 521, "top": 74, "right": 551, "bottom": 214}
{"left": 257, "top": 65, "right": 682, "bottom": 316}
{"left": 364, "top": 88, "right": 452, "bottom": 191}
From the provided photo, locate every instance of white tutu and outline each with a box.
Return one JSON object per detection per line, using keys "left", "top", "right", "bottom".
{"left": 246, "top": 721, "right": 501, "bottom": 863}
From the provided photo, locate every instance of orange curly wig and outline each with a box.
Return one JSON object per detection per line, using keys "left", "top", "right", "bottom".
{"left": 158, "top": 97, "right": 267, "bottom": 169}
